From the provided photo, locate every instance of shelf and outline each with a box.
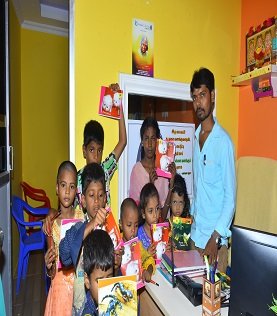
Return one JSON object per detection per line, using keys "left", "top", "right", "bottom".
{"left": 231, "top": 64, "right": 277, "bottom": 86}
{"left": 231, "top": 64, "right": 277, "bottom": 101}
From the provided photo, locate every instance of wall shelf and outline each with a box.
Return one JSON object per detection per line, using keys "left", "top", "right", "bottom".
{"left": 231, "top": 64, "right": 277, "bottom": 101}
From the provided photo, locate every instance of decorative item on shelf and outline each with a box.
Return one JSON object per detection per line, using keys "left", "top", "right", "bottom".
{"left": 246, "top": 16, "right": 277, "bottom": 72}
{"left": 231, "top": 16, "right": 277, "bottom": 101}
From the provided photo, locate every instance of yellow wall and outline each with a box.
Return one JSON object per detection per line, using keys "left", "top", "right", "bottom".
{"left": 9, "top": 0, "right": 22, "bottom": 274}
{"left": 21, "top": 29, "right": 69, "bottom": 207}
{"left": 75, "top": 1, "right": 241, "bottom": 214}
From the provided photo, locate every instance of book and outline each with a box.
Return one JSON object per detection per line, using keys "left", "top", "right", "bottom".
{"left": 155, "top": 139, "right": 175, "bottom": 178}
{"left": 157, "top": 264, "right": 173, "bottom": 285}
{"left": 104, "top": 208, "right": 123, "bottom": 250}
{"left": 120, "top": 237, "right": 144, "bottom": 289}
{"left": 58, "top": 218, "right": 83, "bottom": 268}
{"left": 162, "top": 250, "right": 206, "bottom": 273}
{"left": 98, "top": 274, "right": 137, "bottom": 316}
{"left": 160, "top": 258, "right": 205, "bottom": 278}
{"left": 171, "top": 216, "right": 192, "bottom": 251}
{"left": 98, "top": 86, "right": 123, "bottom": 120}
{"left": 151, "top": 222, "right": 170, "bottom": 264}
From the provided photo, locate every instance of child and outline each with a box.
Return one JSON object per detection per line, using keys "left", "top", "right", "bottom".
{"left": 82, "top": 229, "right": 114, "bottom": 315}
{"left": 44, "top": 161, "right": 84, "bottom": 316}
{"left": 169, "top": 173, "right": 190, "bottom": 221}
{"left": 59, "top": 163, "right": 122, "bottom": 315}
{"left": 76, "top": 83, "right": 127, "bottom": 207}
{"left": 119, "top": 198, "right": 155, "bottom": 282}
{"left": 137, "top": 183, "right": 161, "bottom": 257}
{"left": 129, "top": 116, "right": 176, "bottom": 220}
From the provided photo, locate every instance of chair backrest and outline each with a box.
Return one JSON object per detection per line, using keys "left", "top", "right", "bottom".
{"left": 20, "top": 181, "right": 51, "bottom": 209}
{"left": 11, "top": 196, "right": 44, "bottom": 242}
{"left": 234, "top": 156, "right": 277, "bottom": 234}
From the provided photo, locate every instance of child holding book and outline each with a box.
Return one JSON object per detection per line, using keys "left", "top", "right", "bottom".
{"left": 82, "top": 229, "right": 114, "bottom": 315}
{"left": 59, "top": 163, "right": 122, "bottom": 315}
{"left": 119, "top": 197, "right": 155, "bottom": 282}
{"left": 129, "top": 117, "right": 176, "bottom": 221}
{"left": 168, "top": 174, "right": 191, "bottom": 251}
{"left": 137, "top": 183, "right": 161, "bottom": 257}
{"left": 76, "top": 83, "right": 127, "bottom": 207}
{"left": 44, "top": 161, "right": 84, "bottom": 316}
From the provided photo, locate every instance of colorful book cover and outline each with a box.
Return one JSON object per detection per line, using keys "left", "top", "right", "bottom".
{"left": 155, "top": 139, "right": 175, "bottom": 178}
{"left": 98, "top": 86, "right": 122, "bottom": 120}
{"left": 132, "top": 18, "right": 154, "bottom": 77}
{"left": 151, "top": 222, "right": 170, "bottom": 264}
{"left": 171, "top": 216, "right": 192, "bottom": 251}
{"left": 162, "top": 249, "right": 205, "bottom": 273}
{"left": 58, "top": 218, "right": 83, "bottom": 268}
{"left": 98, "top": 275, "right": 137, "bottom": 316}
{"left": 120, "top": 237, "right": 144, "bottom": 289}
{"left": 104, "top": 209, "right": 123, "bottom": 250}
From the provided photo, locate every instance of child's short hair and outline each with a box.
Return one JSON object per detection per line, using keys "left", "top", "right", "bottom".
{"left": 81, "top": 162, "right": 105, "bottom": 194}
{"left": 138, "top": 183, "right": 159, "bottom": 224}
{"left": 171, "top": 173, "right": 190, "bottom": 216}
{"left": 190, "top": 67, "right": 215, "bottom": 94}
{"left": 83, "top": 120, "right": 104, "bottom": 147}
{"left": 83, "top": 229, "right": 114, "bottom": 276}
{"left": 120, "top": 197, "right": 138, "bottom": 220}
{"left": 57, "top": 161, "right": 77, "bottom": 182}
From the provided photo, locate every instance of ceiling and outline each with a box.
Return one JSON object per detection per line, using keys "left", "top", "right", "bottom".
{"left": 11, "top": 0, "right": 69, "bottom": 35}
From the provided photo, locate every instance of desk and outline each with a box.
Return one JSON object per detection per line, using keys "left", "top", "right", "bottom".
{"left": 143, "top": 270, "right": 229, "bottom": 316}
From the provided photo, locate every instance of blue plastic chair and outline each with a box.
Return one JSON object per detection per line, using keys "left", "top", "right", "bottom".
{"left": 11, "top": 196, "right": 49, "bottom": 295}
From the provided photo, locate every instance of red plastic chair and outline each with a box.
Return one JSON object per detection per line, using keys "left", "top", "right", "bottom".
{"left": 20, "top": 181, "right": 51, "bottom": 234}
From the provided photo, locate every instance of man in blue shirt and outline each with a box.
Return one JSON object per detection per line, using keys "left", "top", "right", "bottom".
{"left": 190, "top": 68, "right": 236, "bottom": 273}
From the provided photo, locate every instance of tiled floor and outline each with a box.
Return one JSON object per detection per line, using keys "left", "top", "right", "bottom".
{"left": 13, "top": 251, "right": 47, "bottom": 316}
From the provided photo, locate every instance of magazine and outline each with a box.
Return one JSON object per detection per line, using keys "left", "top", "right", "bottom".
{"left": 120, "top": 237, "right": 144, "bottom": 289}
{"left": 171, "top": 216, "right": 192, "bottom": 251}
{"left": 155, "top": 139, "right": 175, "bottom": 178}
{"left": 151, "top": 222, "right": 170, "bottom": 264}
{"left": 98, "top": 274, "right": 137, "bottom": 316}
{"left": 58, "top": 218, "right": 83, "bottom": 268}
{"left": 98, "top": 86, "right": 122, "bottom": 120}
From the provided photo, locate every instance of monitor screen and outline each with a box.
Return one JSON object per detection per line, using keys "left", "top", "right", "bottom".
{"left": 229, "top": 225, "right": 277, "bottom": 316}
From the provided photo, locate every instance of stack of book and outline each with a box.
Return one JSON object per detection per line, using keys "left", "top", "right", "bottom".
{"left": 158, "top": 250, "right": 206, "bottom": 285}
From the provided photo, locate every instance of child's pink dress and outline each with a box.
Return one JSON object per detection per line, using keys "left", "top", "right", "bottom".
{"left": 44, "top": 208, "right": 83, "bottom": 316}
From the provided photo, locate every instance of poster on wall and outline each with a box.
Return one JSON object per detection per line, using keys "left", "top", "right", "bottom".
{"left": 127, "top": 120, "right": 194, "bottom": 198}
{"left": 132, "top": 18, "right": 154, "bottom": 77}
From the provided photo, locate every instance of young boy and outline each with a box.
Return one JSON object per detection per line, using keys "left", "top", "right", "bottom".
{"left": 82, "top": 229, "right": 114, "bottom": 315}
{"left": 59, "top": 163, "right": 122, "bottom": 315}
{"left": 76, "top": 84, "right": 127, "bottom": 207}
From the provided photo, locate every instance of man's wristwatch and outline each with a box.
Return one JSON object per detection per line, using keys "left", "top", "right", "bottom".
{"left": 212, "top": 232, "right": 222, "bottom": 249}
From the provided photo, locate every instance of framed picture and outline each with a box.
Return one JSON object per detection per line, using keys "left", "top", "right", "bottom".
{"left": 246, "top": 18, "right": 276, "bottom": 71}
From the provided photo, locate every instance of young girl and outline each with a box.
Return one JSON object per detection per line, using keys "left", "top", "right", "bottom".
{"left": 169, "top": 174, "right": 191, "bottom": 251}
{"left": 119, "top": 197, "right": 155, "bottom": 282}
{"left": 169, "top": 173, "right": 190, "bottom": 221}
{"left": 129, "top": 117, "right": 176, "bottom": 220}
{"left": 137, "top": 183, "right": 160, "bottom": 256}
{"left": 44, "top": 161, "right": 84, "bottom": 316}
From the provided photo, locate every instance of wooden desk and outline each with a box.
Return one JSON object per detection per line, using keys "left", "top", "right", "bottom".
{"left": 142, "top": 270, "right": 229, "bottom": 316}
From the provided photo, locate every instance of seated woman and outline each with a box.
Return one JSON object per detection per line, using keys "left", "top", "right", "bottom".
{"left": 129, "top": 117, "right": 175, "bottom": 220}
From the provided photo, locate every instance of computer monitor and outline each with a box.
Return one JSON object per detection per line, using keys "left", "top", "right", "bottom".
{"left": 229, "top": 225, "right": 277, "bottom": 316}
